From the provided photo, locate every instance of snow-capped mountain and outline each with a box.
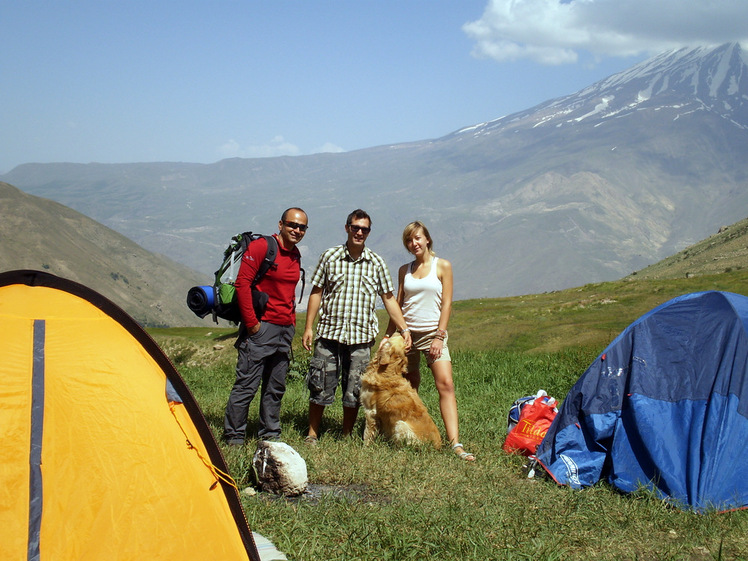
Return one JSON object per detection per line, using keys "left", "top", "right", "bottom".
{"left": 457, "top": 42, "right": 748, "bottom": 137}
{"left": 3, "top": 43, "right": 748, "bottom": 303}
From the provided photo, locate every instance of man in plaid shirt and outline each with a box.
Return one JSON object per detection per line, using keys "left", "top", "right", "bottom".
{"left": 302, "top": 209, "right": 412, "bottom": 442}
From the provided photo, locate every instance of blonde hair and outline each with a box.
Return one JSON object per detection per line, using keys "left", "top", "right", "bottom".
{"left": 402, "top": 221, "right": 435, "bottom": 256}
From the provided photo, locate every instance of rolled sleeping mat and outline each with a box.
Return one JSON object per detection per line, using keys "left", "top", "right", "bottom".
{"left": 186, "top": 285, "right": 215, "bottom": 318}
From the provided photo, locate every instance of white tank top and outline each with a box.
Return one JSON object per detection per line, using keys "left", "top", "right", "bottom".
{"left": 402, "top": 257, "right": 442, "bottom": 331}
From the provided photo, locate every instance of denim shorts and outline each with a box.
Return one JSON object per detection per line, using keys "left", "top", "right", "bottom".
{"left": 307, "top": 338, "right": 373, "bottom": 408}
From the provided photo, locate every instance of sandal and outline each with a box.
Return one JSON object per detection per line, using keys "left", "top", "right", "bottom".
{"left": 303, "top": 435, "right": 319, "bottom": 446}
{"left": 452, "top": 442, "right": 476, "bottom": 461}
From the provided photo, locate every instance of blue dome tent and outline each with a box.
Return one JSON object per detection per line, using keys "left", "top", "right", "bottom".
{"left": 536, "top": 291, "right": 748, "bottom": 512}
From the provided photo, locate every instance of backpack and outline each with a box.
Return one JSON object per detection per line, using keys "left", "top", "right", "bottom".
{"left": 187, "top": 232, "right": 295, "bottom": 324}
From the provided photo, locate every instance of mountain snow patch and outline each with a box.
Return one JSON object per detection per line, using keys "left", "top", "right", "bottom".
{"left": 574, "top": 96, "right": 613, "bottom": 122}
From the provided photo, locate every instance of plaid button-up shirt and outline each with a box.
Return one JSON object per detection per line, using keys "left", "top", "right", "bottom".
{"left": 310, "top": 244, "right": 394, "bottom": 345}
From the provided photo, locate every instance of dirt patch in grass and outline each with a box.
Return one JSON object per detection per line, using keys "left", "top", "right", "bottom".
{"left": 254, "top": 483, "right": 391, "bottom": 505}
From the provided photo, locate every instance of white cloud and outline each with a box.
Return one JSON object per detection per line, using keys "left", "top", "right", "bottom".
{"left": 216, "top": 137, "right": 347, "bottom": 160}
{"left": 216, "top": 136, "right": 301, "bottom": 159}
{"left": 312, "top": 142, "right": 345, "bottom": 154}
{"left": 464, "top": 0, "right": 748, "bottom": 65}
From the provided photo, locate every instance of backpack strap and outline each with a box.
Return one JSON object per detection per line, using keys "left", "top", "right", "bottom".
{"left": 253, "top": 235, "right": 278, "bottom": 286}
{"left": 249, "top": 235, "right": 306, "bottom": 324}
{"left": 298, "top": 267, "right": 305, "bottom": 307}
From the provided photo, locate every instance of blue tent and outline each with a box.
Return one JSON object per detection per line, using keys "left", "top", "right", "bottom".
{"left": 536, "top": 291, "right": 748, "bottom": 512}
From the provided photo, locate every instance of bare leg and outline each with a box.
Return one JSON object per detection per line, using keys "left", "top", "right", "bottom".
{"left": 307, "top": 402, "right": 325, "bottom": 439}
{"left": 431, "top": 360, "right": 475, "bottom": 461}
{"left": 430, "top": 361, "right": 459, "bottom": 444}
{"left": 342, "top": 405, "right": 360, "bottom": 437}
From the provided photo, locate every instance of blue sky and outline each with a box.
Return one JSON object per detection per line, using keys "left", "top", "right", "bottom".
{"left": 2, "top": 0, "right": 747, "bottom": 173}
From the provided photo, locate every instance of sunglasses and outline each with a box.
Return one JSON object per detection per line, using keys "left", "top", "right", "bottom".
{"left": 283, "top": 221, "right": 308, "bottom": 232}
{"left": 348, "top": 224, "right": 371, "bottom": 234}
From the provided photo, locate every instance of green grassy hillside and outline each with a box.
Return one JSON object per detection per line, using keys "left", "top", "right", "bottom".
{"left": 627, "top": 217, "right": 748, "bottom": 281}
{"left": 152, "top": 267, "right": 748, "bottom": 364}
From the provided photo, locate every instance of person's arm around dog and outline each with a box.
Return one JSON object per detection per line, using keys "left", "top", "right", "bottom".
{"left": 381, "top": 291, "right": 412, "bottom": 351}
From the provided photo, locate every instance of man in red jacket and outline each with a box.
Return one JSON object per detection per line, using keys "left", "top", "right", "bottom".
{"left": 223, "top": 207, "right": 308, "bottom": 444}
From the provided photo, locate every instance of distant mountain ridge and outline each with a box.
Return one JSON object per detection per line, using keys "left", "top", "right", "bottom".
{"left": 0, "top": 181, "right": 208, "bottom": 326}
{"left": 3, "top": 43, "right": 748, "bottom": 300}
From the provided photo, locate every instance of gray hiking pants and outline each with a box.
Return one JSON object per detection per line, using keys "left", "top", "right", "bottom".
{"left": 224, "top": 322, "right": 294, "bottom": 442}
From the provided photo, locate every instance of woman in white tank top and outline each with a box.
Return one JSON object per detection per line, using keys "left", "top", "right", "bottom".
{"left": 384, "top": 221, "right": 475, "bottom": 461}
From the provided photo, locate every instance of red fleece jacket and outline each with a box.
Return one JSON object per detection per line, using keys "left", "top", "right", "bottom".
{"left": 234, "top": 234, "right": 301, "bottom": 328}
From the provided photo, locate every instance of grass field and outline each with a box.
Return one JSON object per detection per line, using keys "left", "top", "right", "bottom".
{"left": 150, "top": 270, "right": 748, "bottom": 560}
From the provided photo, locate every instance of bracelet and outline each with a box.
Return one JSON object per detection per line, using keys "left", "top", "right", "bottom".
{"left": 382, "top": 334, "right": 391, "bottom": 339}
{"left": 399, "top": 328, "right": 411, "bottom": 334}
{"left": 434, "top": 335, "right": 445, "bottom": 341}
{"left": 436, "top": 329, "right": 447, "bottom": 338}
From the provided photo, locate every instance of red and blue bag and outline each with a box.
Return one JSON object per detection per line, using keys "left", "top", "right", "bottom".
{"left": 503, "top": 390, "right": 558, "bottom": 456}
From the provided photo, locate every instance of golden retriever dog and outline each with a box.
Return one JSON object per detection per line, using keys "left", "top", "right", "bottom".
{"left": 360, "top": 334, "right": 442, "bottom": 448}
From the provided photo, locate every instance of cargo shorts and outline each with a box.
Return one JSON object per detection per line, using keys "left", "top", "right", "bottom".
{"left": 307, "top": 338, "right": 373, "bottom": 408}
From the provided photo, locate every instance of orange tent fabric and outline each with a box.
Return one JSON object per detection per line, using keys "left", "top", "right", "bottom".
{"left": 0, "top": 270, "right": 260, "bottom": 561}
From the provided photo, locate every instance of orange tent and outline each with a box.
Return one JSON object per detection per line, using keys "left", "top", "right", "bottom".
{"left": 0, "top": 270, "right": 260, "bottom": 560}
